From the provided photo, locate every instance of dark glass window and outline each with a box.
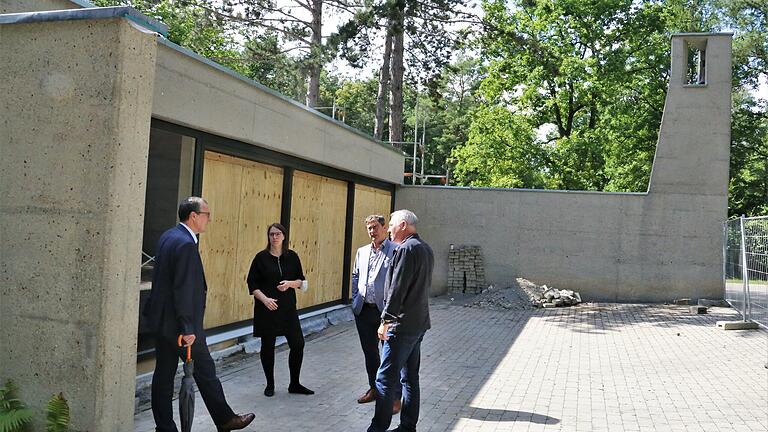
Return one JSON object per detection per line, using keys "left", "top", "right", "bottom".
{"left": 138, "top": 126, "right": 195, "bottom": 352}
{"left": 140, "top": 127, "right": 196, "bottom": 282}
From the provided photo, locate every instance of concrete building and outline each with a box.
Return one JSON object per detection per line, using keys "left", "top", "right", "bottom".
{"left": 1, "top": 3, "right": 400, "bottom": 430}
{"left": 0, "top": 0, "right": 730, "bottom": 430}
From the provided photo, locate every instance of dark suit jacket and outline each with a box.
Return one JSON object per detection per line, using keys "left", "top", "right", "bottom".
{"left": 142, "top": 224, "right": 207, "bottom": 340}
{"left": 381, "top": 234, "right": 434, "bottom": 333}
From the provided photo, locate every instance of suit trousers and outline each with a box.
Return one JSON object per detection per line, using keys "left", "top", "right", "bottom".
{"left": 151, "top": 334, "right": 235, "bottom": 431}
{"left": 368, "top": 330, "right": 425, "bottom": 432}
{"left": 355, "top": 303, "right": 384, "bottom": 389}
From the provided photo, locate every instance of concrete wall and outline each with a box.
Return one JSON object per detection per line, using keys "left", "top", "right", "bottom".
{"left": 0, "top": 0, "right": 82, "bottom": 13}
{"left": 0, "top": 16, "right": 156, "bottom": 431}
{"left": 396, "top": 34, "right": 731, "bottom": 303}
{"left": 152, "top": 41, "right": 404, "bottom": 184}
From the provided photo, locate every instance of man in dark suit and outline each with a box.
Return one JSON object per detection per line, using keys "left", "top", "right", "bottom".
{"left": 368, "top": 210, "right": 434, "bottom": 432}
{"left": 143, "top": 197, "right": 255, "bottom": 432}
{"left": 351, "top": 215, "right": 400, "bottom": 412}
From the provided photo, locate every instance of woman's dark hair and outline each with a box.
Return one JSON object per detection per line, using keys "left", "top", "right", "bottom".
{"left": 265, "top": 223, "right": 289, "bottom": 254}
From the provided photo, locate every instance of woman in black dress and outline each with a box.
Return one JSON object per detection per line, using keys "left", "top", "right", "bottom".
{"left": 246, "top": 223, "right": 314, "bottom": 397}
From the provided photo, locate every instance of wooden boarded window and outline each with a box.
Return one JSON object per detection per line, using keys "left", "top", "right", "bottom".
{"left": 348, "top": 184, "right": 393, "bottom": 299}
{"left": 199, "top": 151, "right": 283, "bottom": 329}
{"left": 290, "top": 171, "right": 348, "bottom": 309}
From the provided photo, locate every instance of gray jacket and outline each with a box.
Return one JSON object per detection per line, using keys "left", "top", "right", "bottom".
{"left": 351, "top": 239, "right": 397, "bottom": 315}
{"left": 382, "top": 234, "right": 434, "bottom": 333}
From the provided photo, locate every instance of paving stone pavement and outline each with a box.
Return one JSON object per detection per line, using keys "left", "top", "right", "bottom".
{"left": 134, "top": 297, "right": 768, "bottom": 431}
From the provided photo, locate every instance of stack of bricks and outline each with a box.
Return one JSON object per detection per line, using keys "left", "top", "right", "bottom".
{"left": 448, "top": 245, "right": 485, "bottom": 294}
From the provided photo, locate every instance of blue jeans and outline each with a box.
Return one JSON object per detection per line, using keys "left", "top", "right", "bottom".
{"left": 368, "top": 329, "right": 425, "bottom": 432}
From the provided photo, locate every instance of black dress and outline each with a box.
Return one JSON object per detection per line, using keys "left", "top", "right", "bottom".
{"left": 246, "top": 249, "right": 305, "bottom": 337}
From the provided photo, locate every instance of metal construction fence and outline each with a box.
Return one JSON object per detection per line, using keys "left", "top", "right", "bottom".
{"left": 724, "top": 216, "right": 768, "bottom": 329}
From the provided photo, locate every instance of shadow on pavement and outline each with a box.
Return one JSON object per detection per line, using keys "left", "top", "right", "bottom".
{"left": 461, "top": 407, "right": 560, "bottom": 424}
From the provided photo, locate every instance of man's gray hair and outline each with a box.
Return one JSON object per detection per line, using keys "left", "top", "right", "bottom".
{"left": 390, "top": 209, "right": 418, "bottom": 227}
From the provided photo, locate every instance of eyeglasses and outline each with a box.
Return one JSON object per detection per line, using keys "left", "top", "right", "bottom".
{"left": 269, "top": 232, "right": 284, "bottom": 237}
{"left": 196, "top": 211, "right": 211, "bottom": 218}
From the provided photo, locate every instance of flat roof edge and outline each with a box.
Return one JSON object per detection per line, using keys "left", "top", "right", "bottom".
{"left": 157, "top": 38, "right": 403, "bottom": 157}
{"left": 398, "top": 184, "right": 649, "bottom": 196}
{"left": 0, "top": 6, "right": 168, "bottom": 36}
{"left": 671, "top": 32, "right": 734, "bottom": 38}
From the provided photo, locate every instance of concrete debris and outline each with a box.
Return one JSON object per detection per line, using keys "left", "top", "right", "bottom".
{"left": 462, "top": 282, "right": 537, "bottom": 310}
{"left": 518, "top": 278, "right": 582, "bottom": 308}
{"left": 689, "top": 305, "right": 708, "bottom": 314}
{"left": 463, "top": 278, "right": 582, "bottom": 310}
{"left": 698, "top": 298, "right": 729, "bottom": 307}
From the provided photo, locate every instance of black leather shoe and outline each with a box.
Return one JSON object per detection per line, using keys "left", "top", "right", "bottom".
{"left": 264, "top": 385, "right": 274, "bottom": 397}
{"left": 288, "top": 383, "right": 315, "bottom": 395}
{"left": 217, "top": 413, "right": 255, "bottom": 431}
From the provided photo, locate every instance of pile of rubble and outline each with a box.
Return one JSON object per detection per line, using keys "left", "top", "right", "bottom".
{"left": 462, "top": 278, "right": 582, "bottom": 310}
{"left": 462, "top": 281, "right": 536, "bottom": 310}
{"left": 517, "top": 278, "right": 581, "bottom": 308}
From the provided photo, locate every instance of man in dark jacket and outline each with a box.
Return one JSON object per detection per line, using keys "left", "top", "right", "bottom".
{"left": 143, "top": 197, "right": 254, "bottom": 432}
{"left": 368, "top": 209, "right": 434, "bottom": 432}
{"left": 351, "top": 215, "right": 400, "bottom": 411}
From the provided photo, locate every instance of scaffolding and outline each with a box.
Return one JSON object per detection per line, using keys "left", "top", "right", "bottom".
{"left": 386, "top": 99, "right": 448, "bottom": 185}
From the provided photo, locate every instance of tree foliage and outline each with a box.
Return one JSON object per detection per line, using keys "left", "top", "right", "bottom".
{"left": 718, "top": 0, "right": 768, "bottom": 216}
{"left": 96, "top": 0, "right": 766, "bottom": 214}
{"left": 93, "top": 0, "right": 247, "bottom": 73}
{"left": 454, "top": 0, "right": 674, "bottom": 191}
{"left": 448, "top": 0, "right": 767, "bottom": 217}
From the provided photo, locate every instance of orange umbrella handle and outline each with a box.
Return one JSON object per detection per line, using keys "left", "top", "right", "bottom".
{"left": 177, "top": 335, "right": 192, "bottom": 362}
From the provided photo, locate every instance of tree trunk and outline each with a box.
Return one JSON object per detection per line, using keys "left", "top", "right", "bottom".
{"left": 374, "top": 29, "right": 393, "bottom": 140}
{"left": 305, "top": 0, "right": 323, "bottom": 107}
{"left": 388, "top": 1, "right": 405, "bottom": 145}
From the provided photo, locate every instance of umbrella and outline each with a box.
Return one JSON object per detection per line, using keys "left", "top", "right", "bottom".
{"left": 177, "top": 335, "right": 195, "bottom": 432}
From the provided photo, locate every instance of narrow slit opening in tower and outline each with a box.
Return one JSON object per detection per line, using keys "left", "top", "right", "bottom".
{"left": 685, "top": 40, "right": 707, "bottom": 85}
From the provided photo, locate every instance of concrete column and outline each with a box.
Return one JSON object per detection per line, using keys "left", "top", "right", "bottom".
{"left": 0, "top": 16, "right": 157, "bottom": 431}
{"left": 649, "top": 34, "right": 732, "bottom": 196}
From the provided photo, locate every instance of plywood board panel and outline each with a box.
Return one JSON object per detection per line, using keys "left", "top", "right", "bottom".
{"left": 201, "top": 151, "right": 284, "bottom": 329}
{"left": 290, "top": 171, "right": 347, "bottom": 309}
{"left": 316, "top": 176, "right": 348, "bottom": 305}
{"left": 349, "top": 185, "right": 392, "bottom": 298}
{"left": 200, "top": 151, "right": 242, "bottom": 329}
{"left": 234, "top": 161, "right": 283, "bottom": 322}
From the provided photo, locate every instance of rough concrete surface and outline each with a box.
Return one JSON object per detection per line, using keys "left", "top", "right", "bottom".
{"left": 0, "top": 17, "right": 156, "bottom": 431}
{"left": 0, "top": 0, "right": 81, "bottom": 14}
{"left": 152, "top": 42, "right": 404, "bottom": 185}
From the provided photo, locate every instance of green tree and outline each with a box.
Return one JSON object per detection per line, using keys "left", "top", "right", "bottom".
{"left": 717, "top": 0, "right": 768, "bottom": 216}
{"left": 241, "top": 31, "right": 306, "bottom": 99}
{"left": 455, "top": 0, "right": 675, "bottom": 191}
{"left": 452, "top": 106, "right": 544, "bottom": 188}
{"left": 416, "top": 56, "right": 483, "bottom": 184}
{"left": 332, "top": 77, "right": 380, "bottom": 133}
{"left": 730, "top": 92, "right": 768, "bottom": 216}
{"left": 93, "top": 0, "right": 248, "bottom": 74}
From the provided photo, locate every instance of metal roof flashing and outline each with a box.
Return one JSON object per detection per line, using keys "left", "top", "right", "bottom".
{"left": 0, "top": 7, "right": 168, "bottom": 36}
